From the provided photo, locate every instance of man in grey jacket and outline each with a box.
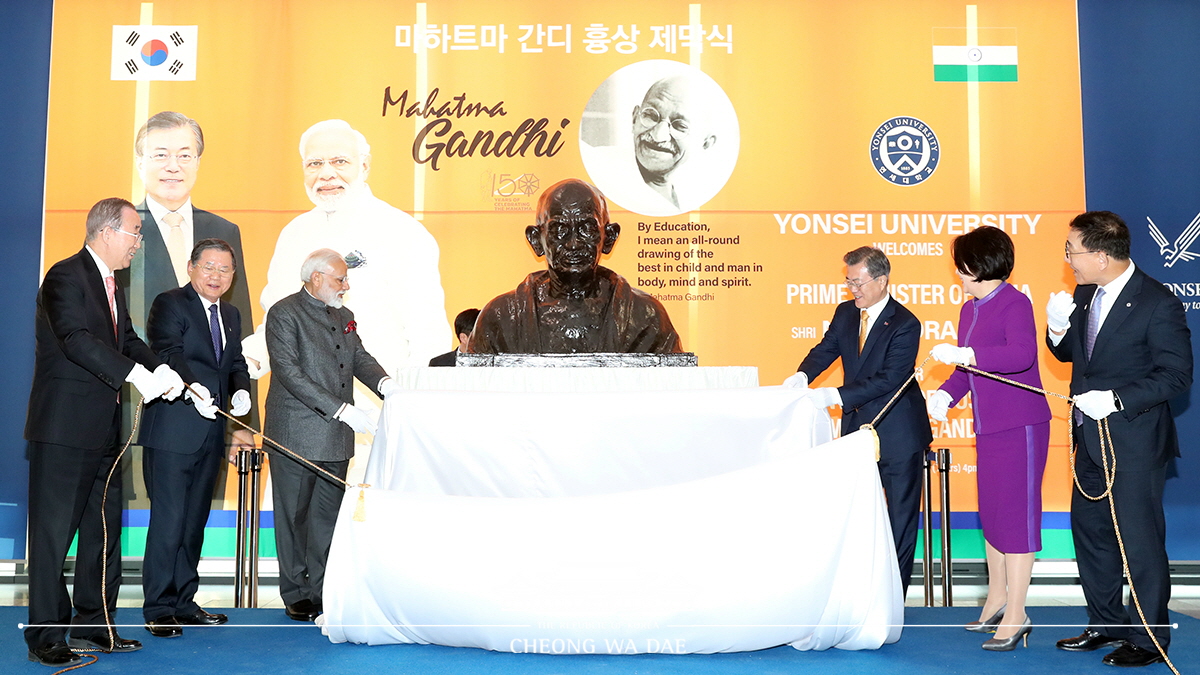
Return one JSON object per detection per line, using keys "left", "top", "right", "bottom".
{"left": 264, "top": 248, "right": 399, "bottom": 622}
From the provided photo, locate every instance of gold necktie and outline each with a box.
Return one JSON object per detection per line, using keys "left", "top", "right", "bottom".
{"left": 859, "top": 309, "right": 869, "bottom": 354}
{"left": 163, "top": 210, "right": 189, "bottom": 286}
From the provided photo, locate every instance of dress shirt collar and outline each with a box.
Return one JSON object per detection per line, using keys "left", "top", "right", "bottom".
{"left": 1098, "top": 260, "right": 1136, "bottom": 300}
{"left": 862, "top": 292, "right": 890, "bottom": 322}
{"left": 146, "top": 195, "right": 194, "bottom": 226}
{"left": 84, "top": 244, "right": 113, "bottom": 278}
{"left": 197, "top": 293, "right": 219, "bottom": 314}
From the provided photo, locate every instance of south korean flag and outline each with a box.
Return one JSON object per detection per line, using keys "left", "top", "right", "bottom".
{"left": 110, "top": 25, "right": 198, "bottom": 81}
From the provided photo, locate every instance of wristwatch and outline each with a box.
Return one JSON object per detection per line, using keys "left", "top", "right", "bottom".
{"left": 1112, "top": 391, "right": 1123, "bottom": 412}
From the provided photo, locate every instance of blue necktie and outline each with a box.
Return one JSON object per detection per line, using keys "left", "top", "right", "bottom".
{"left": 1086, "top": 287, "right": 1104, "bottom": 360}
{"left": 1076, "top": 287, "right": 1105, "bottom": 425}
{"left": 209, "top": 304, "right": 223, "bottom": 363}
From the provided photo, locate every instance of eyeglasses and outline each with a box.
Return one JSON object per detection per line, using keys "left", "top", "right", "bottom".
{"left": 635, "top": 106, "right": 691, "bottom": 139}
{"left": 145, "top": 151, "right": 196, "bottom": 166}
{"left": 844, "top": 275, "right": 879, "bottom": 290}
{"left": 316, "top": 270, "right": 349, "bottom": 285}
{"left": 197, "top": 263, "right": 233, "bottom": 277}
{"left": 111, "top": 227, "right": 143, "bottom": 243}
{"left": 1064, "top": 246, "right": 1100, "bottom": 260}
{"left": 303, "top": 157, "right": 355, "bottom": 173}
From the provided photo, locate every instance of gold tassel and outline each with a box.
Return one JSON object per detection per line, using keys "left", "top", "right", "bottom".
{"left": 859, "top": 424, "right": 880, "bottom": 462}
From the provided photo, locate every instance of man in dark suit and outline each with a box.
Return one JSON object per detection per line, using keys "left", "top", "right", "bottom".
{"left": 265, "top": 248, "right": 398, "bottom": 621}
{"left": 120, "top": 111, "right": 253, "bottom": 340}
{"left": 1047, "top": 211, "right": 1191, "bottom": 667}
{"left": 786, "top": 246, "right": 931, "bottom": 597}
{"left": 428, "top": 308, "right": 480, "bottom": 366}
{"left": 23, "top": 198, "right": 185, "bottom": 666}
{"left": 137, "top": 239, "right": 256, "bottom": 638}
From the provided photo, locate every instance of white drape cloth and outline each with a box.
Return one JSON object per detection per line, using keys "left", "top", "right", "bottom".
{"left": 365, "top": 386, "right": 831, "bottom": 497}
{"left": 389, "top": 364, "right": 759, "bottom": 392}
{"left": 321, "top": 386, "right": 902, "bottom": 653}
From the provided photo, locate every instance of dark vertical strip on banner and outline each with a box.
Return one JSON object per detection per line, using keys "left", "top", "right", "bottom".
{"left": 0, "top": 0, "right": 53, "bottom": 560}
{"left": 1078, "top": 0, "right": 1200, "bottom": 558}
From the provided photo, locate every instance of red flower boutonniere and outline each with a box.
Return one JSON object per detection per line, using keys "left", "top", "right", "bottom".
{"left": 344, "top": 320, "right": 357, "bottom": 334}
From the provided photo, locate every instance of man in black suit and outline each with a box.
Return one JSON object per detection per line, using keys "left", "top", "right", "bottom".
{"left": 1048, "top": 211, "right": 1192, "bottom": 667}
{"left": 120, "top": 111, "right": 253, "bottom": 339}
{"left": 786, "top": 246, "right": 931, "bottom": 597}
{"left": 23, "top": 198, "right": 185, "bottom": 666}
{"left": 428, "top": 308, "right": 480, "bottom": 366}
{"left": 137, "top": 239, "right": 255, "bottom": 638}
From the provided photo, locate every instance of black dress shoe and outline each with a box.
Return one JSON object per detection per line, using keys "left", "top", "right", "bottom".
{"left": 285, "top": 599, "right": 319, "bottom": 622}
{"left": 145, "top": 616, "right": 183, "bottom": 638}
{"left": 69, "top": 631, "right": 143, "bottom": 652}
{"left": 1103, "top": 643, "right": 1167, "bottom": 667}
{"left": 1057, "top": 629, "right": 1126, "bottom": 652}
{"left": 176, "top": 608, "right": 228, "bottom": 625}
{"left": 28, "top": 641, "right": 83, "bottom": 667}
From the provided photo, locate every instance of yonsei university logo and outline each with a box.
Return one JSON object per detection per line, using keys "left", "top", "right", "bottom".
{"left": 1147, "top": 212, "right": 1200, "bottom": 267}
{"left": 870, "top": 117, "right": 940, "bottom": 186}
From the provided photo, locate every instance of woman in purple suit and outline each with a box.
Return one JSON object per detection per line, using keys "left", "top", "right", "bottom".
{"left": 926, "top": 227, "right": 1051, "bottom": 651}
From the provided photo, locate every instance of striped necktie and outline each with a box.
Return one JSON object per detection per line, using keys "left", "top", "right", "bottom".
{"left": 859, "top": 309, "right": 869, "bottom": 354}
{"left": 1086, "top": 287, "right": 1105, "bottom": 359}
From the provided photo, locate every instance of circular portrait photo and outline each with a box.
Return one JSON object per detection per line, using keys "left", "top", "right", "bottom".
{"left": 579, "top": 60, "right": 740, "bottom": 217}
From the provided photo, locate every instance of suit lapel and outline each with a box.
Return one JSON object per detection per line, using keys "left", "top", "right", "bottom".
{"left": 1090, "top": 270, "right": 1142, "bottom": 364}
{"left": 183, "top": 284, "right": 221, "bottom": 368}
{"left": 849, "top": 298, "right": 896, "bottom": 379}
{"left": 79, "top": 250, "right": 119, "bottom": 348}
{"left": 220, "top": 300, "right": 239, "bottom": 369}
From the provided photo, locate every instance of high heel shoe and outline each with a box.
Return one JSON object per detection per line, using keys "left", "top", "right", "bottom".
{"left": 964, "top": 605, "right": 1005, "bottom": 633}
{"left": 982, "top": 615, "right": 1032, "bottom": 651}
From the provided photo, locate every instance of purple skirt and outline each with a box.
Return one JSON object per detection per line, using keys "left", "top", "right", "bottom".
{"left": 975, "top": 422, "right": 1050, "bottom": 554}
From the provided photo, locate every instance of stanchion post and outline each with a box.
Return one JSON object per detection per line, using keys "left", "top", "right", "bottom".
{"left": 936, "top": 447, "right": 953, "bottom": 607}
{"left": 922, "top": 449, "right": 936, "bottom": 607}
{"left": 233, "top": 447, "right": 252, "bottom": 608}
{"left": 248, "top": 448, "right": 264, "bottom": 607}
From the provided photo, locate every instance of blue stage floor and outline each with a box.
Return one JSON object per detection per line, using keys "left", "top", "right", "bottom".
{"left": 5, "top": 606, "right": 1193, "bottom": 674}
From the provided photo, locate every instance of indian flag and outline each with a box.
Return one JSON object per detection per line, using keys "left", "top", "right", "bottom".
{"left": 933, "top": 45, "right": 1017, "bottom": 82}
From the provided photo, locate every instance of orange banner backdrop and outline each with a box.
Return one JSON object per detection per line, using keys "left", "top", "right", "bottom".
{"left": 44, "top": 1, "right": 1084, "bottom": 530}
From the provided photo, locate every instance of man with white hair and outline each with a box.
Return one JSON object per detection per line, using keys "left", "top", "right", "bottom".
{"left": 263, "top": 248, "right": 398, "bottom": 622}
{"left": 582, "top": 73, "right": 723, "bottom": 217}
{"left": 244, "top": 119, "right": 450, "bottom": 378}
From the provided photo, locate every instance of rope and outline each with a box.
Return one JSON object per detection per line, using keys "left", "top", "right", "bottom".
{"left": 56, "top": 384, "right": 372, "bottom": 672}
{"left": 51, "top": 398, "right": 145, "bottom": 674}
{"left": 933, "top": 357, "right": 1180, "bottom": 674}
{"left": 183, "top": 384, "right": 365, "bottom": 491}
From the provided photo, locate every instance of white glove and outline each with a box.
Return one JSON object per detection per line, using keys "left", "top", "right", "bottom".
{"left": 927, "top": 389, "right": 953, "bottom": 422}
{"left": 809, "top": 387, "right": 842, "bottom": 409}
{"left": 230, "top": 389, "right": 251, "bottom": 416}
{"left": 1046, "top": 291, "right": 1076, "bottom": 333}
{"left": 155, "top": 364, "right": 185, "bottom": 401}
{"left": 379, "top": 377, "right": 401, "bottom": 399}
{"left": 782, "top": 372, "right": 809, "bottom": 389}
{"left": 185, "top": 382, "right": 218, "bottom": 420}
{"left": 1075, "top": 389, "right": 1118, "bottom": 420}
{"left": 126, "top": 363, "right": 169, "bottom": 402}
{"left": 335, "top": 404, "right": 378, "bottom": 435}
{"left": 241, "top": 331, "right": 271, "bottom": 379}
{"left": 931, "top": 343, "right": 975, "bottom": 366}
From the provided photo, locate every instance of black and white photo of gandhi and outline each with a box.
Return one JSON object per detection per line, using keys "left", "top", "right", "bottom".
{"left": 579, "top": 60, "right": 739, "bottom": 217}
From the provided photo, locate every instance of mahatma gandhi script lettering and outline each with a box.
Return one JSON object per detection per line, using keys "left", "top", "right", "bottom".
{"left": 382, "top": 87, "right": 569, "bottom": 170}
